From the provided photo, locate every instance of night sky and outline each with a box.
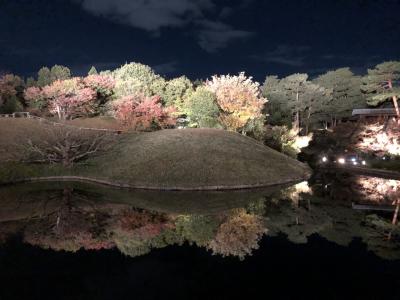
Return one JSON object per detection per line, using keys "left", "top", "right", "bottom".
{"left": 1, "top": 0, "right": 400, "bottom": 81}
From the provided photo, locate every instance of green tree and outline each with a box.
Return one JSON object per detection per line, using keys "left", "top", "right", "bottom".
{"left": 185, "top": 87, "right": 220, "bottom": 127}
{"left": 110, "top": 62, "right": 166, "bottom": 98}
{"left": 262, "top": 75, "right": 292, "bottom": 127}
{"left": 37, "top": 65, "right": 71, "bottom": 87}
{"left": 25, "top": 77, "right": 36, "bottom": 88}
{"left": 163, "top": 76, "right": 194, "bottom": 112}
{"left": 37, "top": 67, "right": 52, "bottom": 87}
{"left": 263, "top": 74, "right": 332, "bottom": 133}
{"left": 88, "top": 66, "right": 98, "bottom": 76}
{"left": 314, "top": 68, "right": 365, "bottom": 127}
{"left": 0, "top": 74, "right": 25, "bottom": 113}
{"left": 361, "top": 61, "right": 400, "bottom": 117}
{"left": 50, "top": 65, "right": 71, "bottom": 82}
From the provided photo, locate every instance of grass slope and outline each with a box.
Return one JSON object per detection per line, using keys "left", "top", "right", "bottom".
{"left": 0, "top": 119, "right": 310, "bottom": 189}
{"left": 81, "top": 128, "right": 311, "bottom": 189}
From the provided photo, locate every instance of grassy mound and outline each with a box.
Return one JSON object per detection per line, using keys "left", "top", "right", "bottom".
{"left": 0, "top": 120, "right": 310, "bottom": 189}
{"left": 80, "top": 128, "right": 311, "bottom": 189}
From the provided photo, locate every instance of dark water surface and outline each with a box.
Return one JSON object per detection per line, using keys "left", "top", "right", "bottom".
{"left": 0, "top": 174, "right": 399, "bottom": 300}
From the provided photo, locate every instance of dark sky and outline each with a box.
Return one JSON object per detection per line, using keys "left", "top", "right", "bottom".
{"left": 1, "top": 0, "right": 399, "bottom": 81}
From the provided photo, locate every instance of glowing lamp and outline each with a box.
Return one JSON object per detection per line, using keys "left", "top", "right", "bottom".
{"left": 338, "top": 158, "right": 345, "bottom": 164}
{"left": 322, "top": 156, "right": 327, "bottom": 162}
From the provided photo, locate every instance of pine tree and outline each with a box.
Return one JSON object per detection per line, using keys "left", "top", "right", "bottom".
{"left": 314, "top": 68, "right": 365, "bottom": 126}
{"left": 361, "top": 61, "right": 400, "bottom": 117}
{"left": 263, "top": 74, "right": 332, "bottom": 133}
{"left": 88, "top": 66, "right": 98, "bottom": 75}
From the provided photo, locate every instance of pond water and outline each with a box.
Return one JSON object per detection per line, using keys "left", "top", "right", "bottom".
{"left": 0, "top": 173, "right": 399, "bottom": 299}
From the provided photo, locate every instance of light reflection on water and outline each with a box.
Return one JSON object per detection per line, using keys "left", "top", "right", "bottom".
{"left": 0, "top": 175, "right": 399, "bottom": 260}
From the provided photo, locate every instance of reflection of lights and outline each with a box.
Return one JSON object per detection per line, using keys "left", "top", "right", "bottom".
{"left": 353, "top": 161, "right": 358, "bottom": 165}
{"left": 338, "top": 158, "right": 345, "bottom": 164}
{"left": 322, "top": 156, "right": 327, "bottom": 163}
{"left": 362, "top": 160, "right": 366, "bottom": 165}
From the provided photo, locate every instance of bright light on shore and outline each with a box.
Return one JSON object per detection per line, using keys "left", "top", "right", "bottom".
{"left": 322, "top": 156, "right": 327, "bottom": 162}
{"left": 338, "top": 158, "right": 345, "bottom": 164}
{"left": 362, "top": 160, "right": 366, "bottom": 165}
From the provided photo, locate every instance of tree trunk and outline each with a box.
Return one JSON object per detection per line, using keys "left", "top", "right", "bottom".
{"left": 392, "top": 95, "right": 400, "bottom": 118}
{"left": 293, "top": 89, "right": 300, "bottom": 133}
{"left": 392, "top": 199, "right": 399, "bottom": 225}
{"left": 388, "top": 80, "right": 399, "bottom": 119}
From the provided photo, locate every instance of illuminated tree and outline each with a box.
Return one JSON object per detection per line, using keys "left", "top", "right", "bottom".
{"left": 361, "top": 61, "right": 400, "bottom": 117}
{"left": 0, "top": 74, "right": 24, "bottom": 113}
{"left": 37, "top": 65, "right": 71, "bottom": 87}
{"left": 314, "top": 68, "right": 365, "bottom": 127}
{"left": 262, "top": 75, "right": 292, "bottom": 126}
{"left": 83, "top": 74, "right": 115, "bottom": 112}
{"left": 263, "top": 74, "right": 332, "bottom": 132}
{"left": 112, "top": 94, "right": 176, "bottom": 130}
{"left": 88, "top": 66, "right": 98, "bottom": 76}
{"left": 185, "top": 87, "right": 220, "bottom": 127}
{"left": 24, "top": 86, "right": 47, "bottom": 110}
{"left": 42, "top": 78, "right": 97, "bottom": 120}
{"left": 162, "top": 76, "right": 194, "bottom": 113}
{"left": 206, "top": 72, "right": 267, "bottom": 132}
{"left": 110, "top": 62, "right": 166, "bottom": 98}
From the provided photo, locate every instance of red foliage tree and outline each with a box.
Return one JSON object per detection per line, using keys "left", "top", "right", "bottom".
{"left": 83, "top": 74, "right": 115, "bottom": 100}
{"left": 42, "top": 78, "right": 97, "bottom": 120}
{"left": 113, "top": 94, "right": 176, "bottom": 130}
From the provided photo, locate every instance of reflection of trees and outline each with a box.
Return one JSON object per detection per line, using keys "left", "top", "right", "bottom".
{"left": 267, "top": 177, "right": 400, "bottom": 259}
{"left": 111, "top": 208, "right": 180, "bottom": 257}
{"left": 0, "top": 186, "right": 270, "bottom": 259}
{"left": 1, "top": 181, "right": 398, "bottom": 260}
{"left": 207, "top": 209, "right": 266, "bottom": 260}
{"left": 23, "top": 188, "right": 115, "bottom": 252}
{"left": 175, "top": 215, "right": 219, "bottom": 247}
{"left": 354, "top": 177, "right": 399, "bottom": 204}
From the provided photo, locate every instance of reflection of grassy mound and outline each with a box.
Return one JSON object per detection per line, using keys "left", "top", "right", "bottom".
{"left": 0, "top": 181, "right": 285, "bottom": 220}
{"left": 82, "top": 128, "right": 310, "bottom": 189}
